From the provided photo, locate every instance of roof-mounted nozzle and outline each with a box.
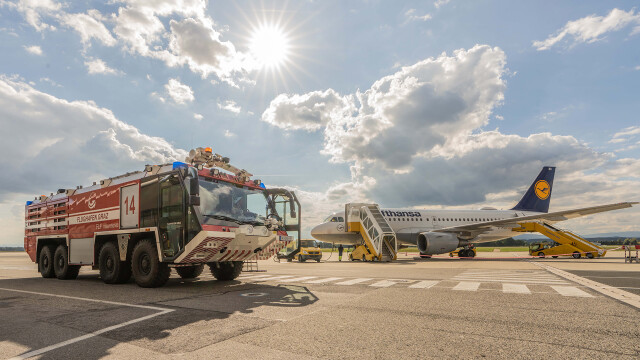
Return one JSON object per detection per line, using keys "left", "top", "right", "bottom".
{"left": 185, "top": 147, "right": 253, "bottom": 182}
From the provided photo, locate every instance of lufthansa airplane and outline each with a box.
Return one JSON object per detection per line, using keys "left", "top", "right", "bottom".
{"left": 310, "top": 167, "right": 637, "bottom": 257}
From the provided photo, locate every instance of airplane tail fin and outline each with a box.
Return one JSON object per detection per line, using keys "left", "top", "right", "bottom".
{"left": 511, "top": 166, "right": 555, "bottom": 213}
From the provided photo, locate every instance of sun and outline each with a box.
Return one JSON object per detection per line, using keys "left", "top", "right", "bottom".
{"left": 249, "top": 25, "right": 290, "bottom": 69}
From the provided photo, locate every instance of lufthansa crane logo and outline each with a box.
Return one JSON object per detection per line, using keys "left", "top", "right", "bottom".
{"left": 534, "top": 180, "right": 550, "bottom": 200}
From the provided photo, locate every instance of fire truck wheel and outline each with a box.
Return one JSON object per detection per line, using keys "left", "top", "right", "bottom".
{"left": 99, "top": 242, "right": 131, "bottom": 284}
{"left": 209, "top": 261, "right": 243, "bottom": 281}
{"left": 54, "top": 245, "right": 80, "bottom": 280}
{"left": 39, "top": 245, "right": 56, "bottom": 278}
{"left": 131, "top": 240, "right": 170, "bottom": 288}
{"left": 176, "top": 264, "right": 205, "bottom": 279}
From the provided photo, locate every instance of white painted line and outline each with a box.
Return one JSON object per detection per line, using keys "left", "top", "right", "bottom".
{"left": 279, "top": 276, "right": 318, "bottom": 283}
{"left": 249, "top": 275, "right": 294, "bottom": 282}
{"left": 551, "top": 286, "right": 593, "bottom": 298}
{"left": 335, "top": 278, "right": 373, "bottom": 285}
{"left": 409, "top": 280, "right": 439, "bottom": 289}
{"left": 532, "top": 262, "right": 640, "bottom": 309}
{"left": 0, "top": 287, "right": 173, "bottom": 360}
{"left": 451, "top": 278, "right": 569, "bottom": 285}
{"left": 502, "top": 283, "right": 531, "bottom": 294}
{"left": 370, "top": 279, "right": 415, "bottom": 288}
{"left": 236, "top": 274, "right": 273, "bottom": 280}
{"left": 452, "top": 282, "right": 481, "bottom": 291}
{"left": 305, "top": 277, "right": 342, "bottom": 284}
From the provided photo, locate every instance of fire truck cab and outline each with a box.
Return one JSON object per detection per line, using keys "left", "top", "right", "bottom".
{"left": 24, "top": 147, "right": 301, "bottom": 287}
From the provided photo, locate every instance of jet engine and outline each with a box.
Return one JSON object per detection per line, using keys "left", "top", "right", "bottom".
{"left": 417, "top": 232, "right": 459, "bottom": 255}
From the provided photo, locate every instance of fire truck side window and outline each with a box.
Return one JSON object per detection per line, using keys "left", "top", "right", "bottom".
{"left": 140, "top": 180, "right": 159, "bottom": 227}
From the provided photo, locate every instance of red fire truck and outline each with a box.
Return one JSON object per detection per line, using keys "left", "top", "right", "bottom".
{"left": 24, "top": 147, "right": 301, "bottom": 287}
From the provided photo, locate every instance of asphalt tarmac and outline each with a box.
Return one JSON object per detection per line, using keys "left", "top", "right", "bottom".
{"left": 1, "top": 251, "right": 639, "bottom": 359}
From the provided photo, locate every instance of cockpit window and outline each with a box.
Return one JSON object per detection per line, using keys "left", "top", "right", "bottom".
{"left": 337, "top": 217, "right": 344, "bottom": 222}
{"left": 330, "top": 217, "right": 338, "bottom": 222}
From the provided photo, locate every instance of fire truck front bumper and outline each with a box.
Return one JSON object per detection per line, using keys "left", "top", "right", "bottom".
{"left": 174, "top": 225, "right": 283, "bottom": 264}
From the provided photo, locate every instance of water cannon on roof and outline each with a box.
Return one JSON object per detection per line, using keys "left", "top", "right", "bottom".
{"left": 185, "top": 147, "right": 253, "bottom": 182}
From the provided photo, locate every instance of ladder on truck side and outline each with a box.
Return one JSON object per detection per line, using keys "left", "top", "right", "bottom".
{"left": 345, "top": 203, "right": 398, "bottom": 262}
{"left": 513, "top": 222, "right": 606, "bottom": 259}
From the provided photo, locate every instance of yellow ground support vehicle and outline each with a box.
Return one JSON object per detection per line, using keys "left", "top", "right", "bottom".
{"left": 297, "top": 240, "right": 323, "bottom": 263}
{"left": 349, "top": 244, "right": 379, "bottom": 261}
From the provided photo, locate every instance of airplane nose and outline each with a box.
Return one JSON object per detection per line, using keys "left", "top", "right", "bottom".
{"left": 310, "top": 224, "right": 322, "bottom": 239}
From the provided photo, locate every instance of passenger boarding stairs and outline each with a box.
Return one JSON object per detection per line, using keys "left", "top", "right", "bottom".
{"left": 345, "top": 203, "right": 398, "bottom": 261}
{"left": 514, "top": 222, "right": 606, "bottom": 258}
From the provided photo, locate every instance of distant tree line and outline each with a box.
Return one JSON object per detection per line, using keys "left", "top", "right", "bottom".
{"left": 475, "top": 238, "right": 528, "bottom": 247}
{"left": 0, "top": 247, "right": 24, "bottom": 252}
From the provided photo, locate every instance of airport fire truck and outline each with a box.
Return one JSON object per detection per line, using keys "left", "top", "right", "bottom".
{"left": 24, "top": 147, "right": 301, "bottom": 287}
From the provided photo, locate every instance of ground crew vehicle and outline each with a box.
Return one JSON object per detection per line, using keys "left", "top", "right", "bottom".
{"left": 24, "top": 147, "right": 301, "bottom": 287}
{"left": 515, "top": 222, "right": 605, "bottom": 259}
{"left": 275, "top": 239, "right": 322, "bottom": 262}
{"left": 297, "top": 240, "right": 322, "bottom": 262}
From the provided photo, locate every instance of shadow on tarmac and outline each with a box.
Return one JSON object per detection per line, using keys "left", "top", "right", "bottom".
{"left": 0, "top": 273, "right": 318, "bottom": 358}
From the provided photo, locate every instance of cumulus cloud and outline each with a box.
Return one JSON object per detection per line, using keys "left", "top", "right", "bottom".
{"left": 264, "top": 45, "right": 506, "bottom": 171}
{"left": 533, "top": 8, "right": 640, "bottom": 50}
{"left": 7, "top": 0, "right": 256, "bottom": 84}
{"left": 24, "top": 45, "right": 43, "bottom": 55}
{"left": 224, "top": 129, "right": 236, "bottom": 138}
{"left": 0, "top": 75, "right": 186, "bottom": 201}
{"left": 164, "top": 78, "right": 194, "bottom": 104}
{"left": 85, "top": 58, "right": 122, "bottom": 75}
{"left": 193, "top": 113, "right": 203, "bottom": 121}
{"left": 217, "top": 100, "right": 242, "bottom": 114}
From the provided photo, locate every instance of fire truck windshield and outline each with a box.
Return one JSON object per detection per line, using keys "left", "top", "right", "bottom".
{"left": 198, "top": 178, "right": 271, "bottom": 226}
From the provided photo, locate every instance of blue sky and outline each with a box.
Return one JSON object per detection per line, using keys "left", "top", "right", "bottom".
{"left": 1, "top": 0, "right": 639, "bottom": 245}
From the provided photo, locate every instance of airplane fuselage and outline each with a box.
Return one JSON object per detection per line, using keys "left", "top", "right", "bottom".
{"left": 311, "top": 208, "right": 540, "bottom": 246}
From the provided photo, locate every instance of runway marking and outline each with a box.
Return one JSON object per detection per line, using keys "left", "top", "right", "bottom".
{"left": 238, "top": 274, "right": 276, "bottom": 280}
{"left": 452, "top": 278, "right": 569, "bottom": 285}
{"left": 408, "top": 280, "right": 439, "bottom": 289}
{"left": 248, "top": 275, "right": 294, "bottom": 281}
{"left": 532, "top": 262, "right": 640, "bottom": 309}
{"left": 453, "top": 282, "right": 481, "bottom": 291}
{"left": 0, "top": 287, "right": 174, "bottom": 360}
{"left": 305, "top": 277, "right": 342, "bottom": 284}
{"left": 502, "top": 283, "right": 531, "bottom": 294}
{"left": 369, "top": 279, "right": 414, "bottom": 288}
{"left": 551, "top": 286, "right": 593, "bottom": 298}
{"left": 279, "top": 276, "right": 318, "bottom": 283}
{"left": 335, "top": 278, "right": 373, "bottom": 285}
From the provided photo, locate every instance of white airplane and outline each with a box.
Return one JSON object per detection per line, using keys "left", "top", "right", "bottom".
{"left": 311, "top": 167, "right": 637, "bottom": 257}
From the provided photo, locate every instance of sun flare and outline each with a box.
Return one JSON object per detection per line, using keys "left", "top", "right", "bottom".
{"left": 249, "top": 25, "right": 290, "bottom": 69}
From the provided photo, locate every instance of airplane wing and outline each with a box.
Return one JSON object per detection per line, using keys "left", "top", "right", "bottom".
{"left": 433, "top": 202, "right": 638, "bottom": 239}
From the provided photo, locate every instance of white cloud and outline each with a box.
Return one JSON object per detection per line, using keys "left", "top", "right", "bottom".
{"left": 609, "top": 125, "right": 640, "bottom": 144}
{"left": 59, "top": 10, "right": 116, "bottom": 46}
{"left": 164, "top": 78, "right": 194, "bottom": 104}
{"left": 217, "top": 100, "right": 242, "bottom": 114}
{"left": 39, "top": 77, "right": 61, "bottom": 87}
{"left": 635, "top": 65, "right": 640, "bottom": 71}
{"left": 24, "top": 45, "right": 42, "bottom": 55}
{"left": 434, "top": 0, "right": 451, "bottom": 9}
{"left": 533, "top": 8, "right": 640, "bottom": 51}
{"left": 84, "top": 58, "right": 122, "bottom": 75}
{"left": 404, "top": 9, "right": 432, "bottom": 23}
{"left": 7, "top": 0, "right": 255, "bottom": 84}
{"left": 2, "top": 0, "right": 60, "bottom": 32}
{"left": 193, "top": 113, "right": 203, "bottom": 121}
{"left": 224, "top": 129, "right": 236, "bottom": 138}
{"left": 264, "top": 45, "right": 506, "bottom": 171}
